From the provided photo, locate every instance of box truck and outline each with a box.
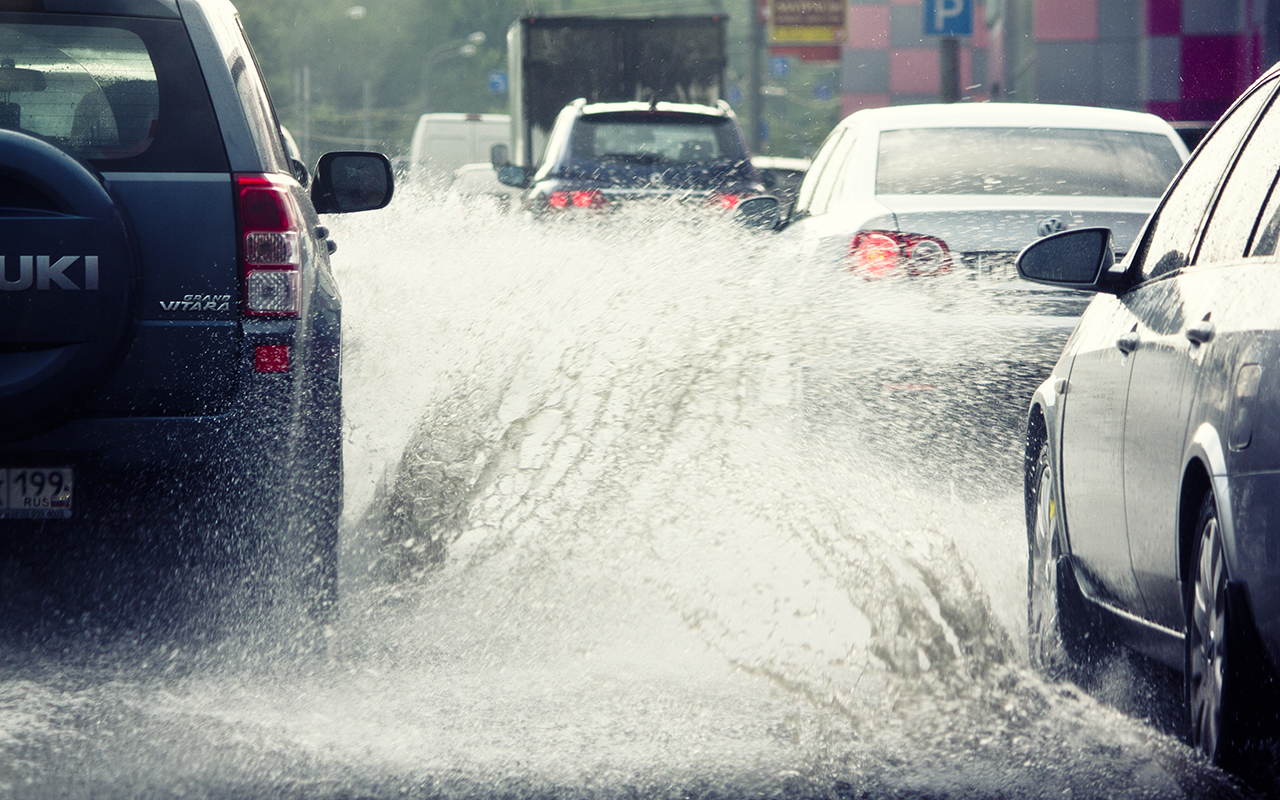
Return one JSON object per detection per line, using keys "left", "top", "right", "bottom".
{"left": 504, "top": 15, "right": 728, "bottom": 169}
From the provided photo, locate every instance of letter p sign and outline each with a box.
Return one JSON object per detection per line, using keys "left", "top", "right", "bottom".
{"left": 924, "top": 0, "right": 973, "bottom": 36}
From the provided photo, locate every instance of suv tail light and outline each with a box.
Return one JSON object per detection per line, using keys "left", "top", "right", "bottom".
{"left": 847, "top": 231, "right": 952, "bottom": 279}
{"left": 547, "top": 190, "right": 608, "bottom": 210}
{"left": 236, "top": 173, "right": 303, "bottom": 316}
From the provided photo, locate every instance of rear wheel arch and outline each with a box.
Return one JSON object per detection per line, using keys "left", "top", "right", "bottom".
{"left": 1180, "top": 458, "right": 1213, "bottom": 591}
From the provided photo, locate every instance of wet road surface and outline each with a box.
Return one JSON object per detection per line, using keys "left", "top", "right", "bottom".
{"left": 0, "top": 193, "right": 1258, "bottom": 799}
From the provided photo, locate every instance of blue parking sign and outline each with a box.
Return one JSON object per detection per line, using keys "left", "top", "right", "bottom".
{"left": 488, "top": 71, "right": 508, "bottom": 94}
{"left": 923, "top": 0, "right": 973, "bottom": 36}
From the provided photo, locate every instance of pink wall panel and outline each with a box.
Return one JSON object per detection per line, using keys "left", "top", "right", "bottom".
{"left": 890, "top": 49, "right": 941, "bottom": 95}
{"left": 1035, "top": 0, "right": 1098, "bottom": 42}
{"left": 846, "top": 5, "right": 890, "bottom": 50}
{"left": 841, "top": 93, "right": 891, "bottom": 115}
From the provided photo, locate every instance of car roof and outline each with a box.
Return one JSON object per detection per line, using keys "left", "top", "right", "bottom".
{"left": 578, "top": 100, "right": 731, "bottom": 119}
{"left": 28, "top": 0, "right": 180, "bottom": 18}
{"left": 840, "top": 102, "right": 1182, "bottom": 136}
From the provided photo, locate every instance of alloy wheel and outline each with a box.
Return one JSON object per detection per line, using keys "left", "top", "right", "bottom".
{"left": 1188, "top": 506, "right": 1229, "bottom": 762}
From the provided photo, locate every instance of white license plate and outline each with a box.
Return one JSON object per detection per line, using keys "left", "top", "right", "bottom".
{"left": 0, "top": 467, "right": 74, "bottom": 519}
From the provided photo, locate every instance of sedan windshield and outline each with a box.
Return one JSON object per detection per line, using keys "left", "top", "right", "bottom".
{"left": 876, "top": 127, "right": 1184, "bottom": 197}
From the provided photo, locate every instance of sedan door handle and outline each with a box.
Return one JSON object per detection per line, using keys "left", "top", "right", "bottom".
{"left": 1117, "top": 331, "right": 1140, "bottom": 354}
{"left": 1186, "top": 321, "right": 1216, "bottom": 345}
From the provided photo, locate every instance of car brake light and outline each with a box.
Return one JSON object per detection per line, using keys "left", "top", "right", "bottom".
{"left": 703, "top": 193, "right": 743, "bottom": 211}
{"left": 847, "top": 231, "right": 952, "bottom": 279}
{"left": 237, "top": 173, "right": 303, "bottom": 316}
{"left": 547, "top": 190, "right": 607, "bottom": 210}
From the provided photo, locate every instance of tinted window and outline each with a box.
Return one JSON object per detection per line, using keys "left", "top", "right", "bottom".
{"left": 0, "top": 23, "right": 155, "bottom": 159}
{"left": 1199, "top": 90, "right": 1280, "bottom": 263}
{"left": 570, "top": 112, "right": 744, "bottom": 165}
{"left": 1134, "top": 81, "right": 1275, "bottom": 280}
{"left": 875, "top": 127, "right": 1182, "bottom": 197}
{"left": 231, "top": 18, "right": 286, "bottom": 174}
{"left": 0, "top": 15, "right": 227, "bottom": 172}
{"left": 1250, "top": 178, "right": 1280, "bottom": 258}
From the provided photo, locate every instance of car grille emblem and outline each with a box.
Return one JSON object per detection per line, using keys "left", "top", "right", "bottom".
{"left": 1037, "top": 216, "right": 1067, "bottom": 237}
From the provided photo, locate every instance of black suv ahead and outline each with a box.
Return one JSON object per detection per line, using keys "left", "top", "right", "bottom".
{"left": 499, "top": 99, "right": 763, "bottom": 217}
{"left": 0, "top": 0, "right": 392, "bottom": 625}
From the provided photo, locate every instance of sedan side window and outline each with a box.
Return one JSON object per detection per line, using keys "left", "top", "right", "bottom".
{"left": 1133, "top": 80, "right": 1275, "bottom": 281}
{"left": 808, "top": 126, "right": 857, "bottom": 216}
{"left": 794, "top": 127, "right": 845, "bottom": 215}
{"left": 1199, "top": 85, "right": 1280, "bottom": 263}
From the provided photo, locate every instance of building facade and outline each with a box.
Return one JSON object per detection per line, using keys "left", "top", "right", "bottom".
{"left": 838, "top": 0, "right": 1278, "bottom": 123}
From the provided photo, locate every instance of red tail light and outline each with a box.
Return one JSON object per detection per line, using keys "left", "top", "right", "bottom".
{"left": 547, "top": 190, "right": 608, "bottom": 210}
{"left": 236, "top": 173, "right": 303, "bottom": 316}
{"left": 847, "top": 231, "right": 952, "bottom": 279}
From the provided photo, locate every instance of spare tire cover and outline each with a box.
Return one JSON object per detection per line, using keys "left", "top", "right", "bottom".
{"left": 0, "top": 130, "right": 136, "bottom": 437}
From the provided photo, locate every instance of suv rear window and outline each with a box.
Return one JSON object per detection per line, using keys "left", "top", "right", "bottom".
{"left": 0, "top": 14, "right": 228, "bottom": 172}
{"left": 571, "top": 112, "right": 745, "bottom": 165}
{"left": 875, "top": 127, "right": 1183, "bottom": 198}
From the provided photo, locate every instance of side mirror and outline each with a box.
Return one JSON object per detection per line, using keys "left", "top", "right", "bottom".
{"left": 735, "top": 195, "right": 781, "bottom": 231}
{"left": 1016, "top": 227, "right": 1122, "bottom": 293}
{"left": 496, "top": 164, "right": 530, "bottom": 189}
{"left": 312, "top": 151, "right": 394, "bottom": 214}
{"left": 490, "top": 142, "right": 509, "bottom": 168}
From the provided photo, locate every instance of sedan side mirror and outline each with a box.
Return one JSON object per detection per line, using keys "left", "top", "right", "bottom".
{"left": 490, "top": 143, "right": 509, "bottom": 168}
{"left": 312, "top": 151, "right": 394, "bottom": 214}
{"left": 1016, "top": 227, "right": 1124, "bottom": 294}
{"left": 735, "top": 195, "right": 781, "bottom": 231}
{"left": 496, "top": 164, "right": 531, "bottom": 189}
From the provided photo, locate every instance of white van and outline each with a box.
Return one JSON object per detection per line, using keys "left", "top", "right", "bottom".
{"left": 409, "top": 113, "right": 509, "bottom": 180}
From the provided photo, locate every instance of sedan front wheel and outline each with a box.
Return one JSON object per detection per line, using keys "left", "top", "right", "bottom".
{"left": 1027, "top": 438, "right": 1105, "bottom": 679}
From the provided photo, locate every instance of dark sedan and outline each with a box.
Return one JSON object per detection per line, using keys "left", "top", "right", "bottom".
{"left": 1018, "top": 62, "right": 1280, "bottom": 771}
{"left": 497, "top": 99, "right": 763, "bottom": 218}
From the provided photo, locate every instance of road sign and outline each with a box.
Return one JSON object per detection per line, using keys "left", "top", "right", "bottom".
{"left": 813, "top": 84, "right": 832, "bottom": 101}
{"left": 488, "top": 71, "right": 508, "bottom": 94}
{"left": 769, "top": 0, "right": 846, "bottom": 45}
{"left": 923, "top": 0, "right": 973, "bottom": 36}
{"left": 727, "top": 85, "right": 743, "bottom": 104}
{"left": 770, "top": 56, "right": 790, "bottom": 78}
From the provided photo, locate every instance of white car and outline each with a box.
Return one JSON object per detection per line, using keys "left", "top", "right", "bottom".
{"left": 448, "top": 162, "right": 521, "bottom": 211}
{"left": 782, "top": 102, "right": 1188, "bottom": 276}
{"left": 775, "top": 103, "right": 1190, "bottom": 463}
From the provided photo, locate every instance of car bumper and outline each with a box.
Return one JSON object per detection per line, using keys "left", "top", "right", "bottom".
{"left": 1225, "top": 470, "right": 1280, "bottom": 670}
{"left": 0, "top": 367, "right": 314, "bottom": 526}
